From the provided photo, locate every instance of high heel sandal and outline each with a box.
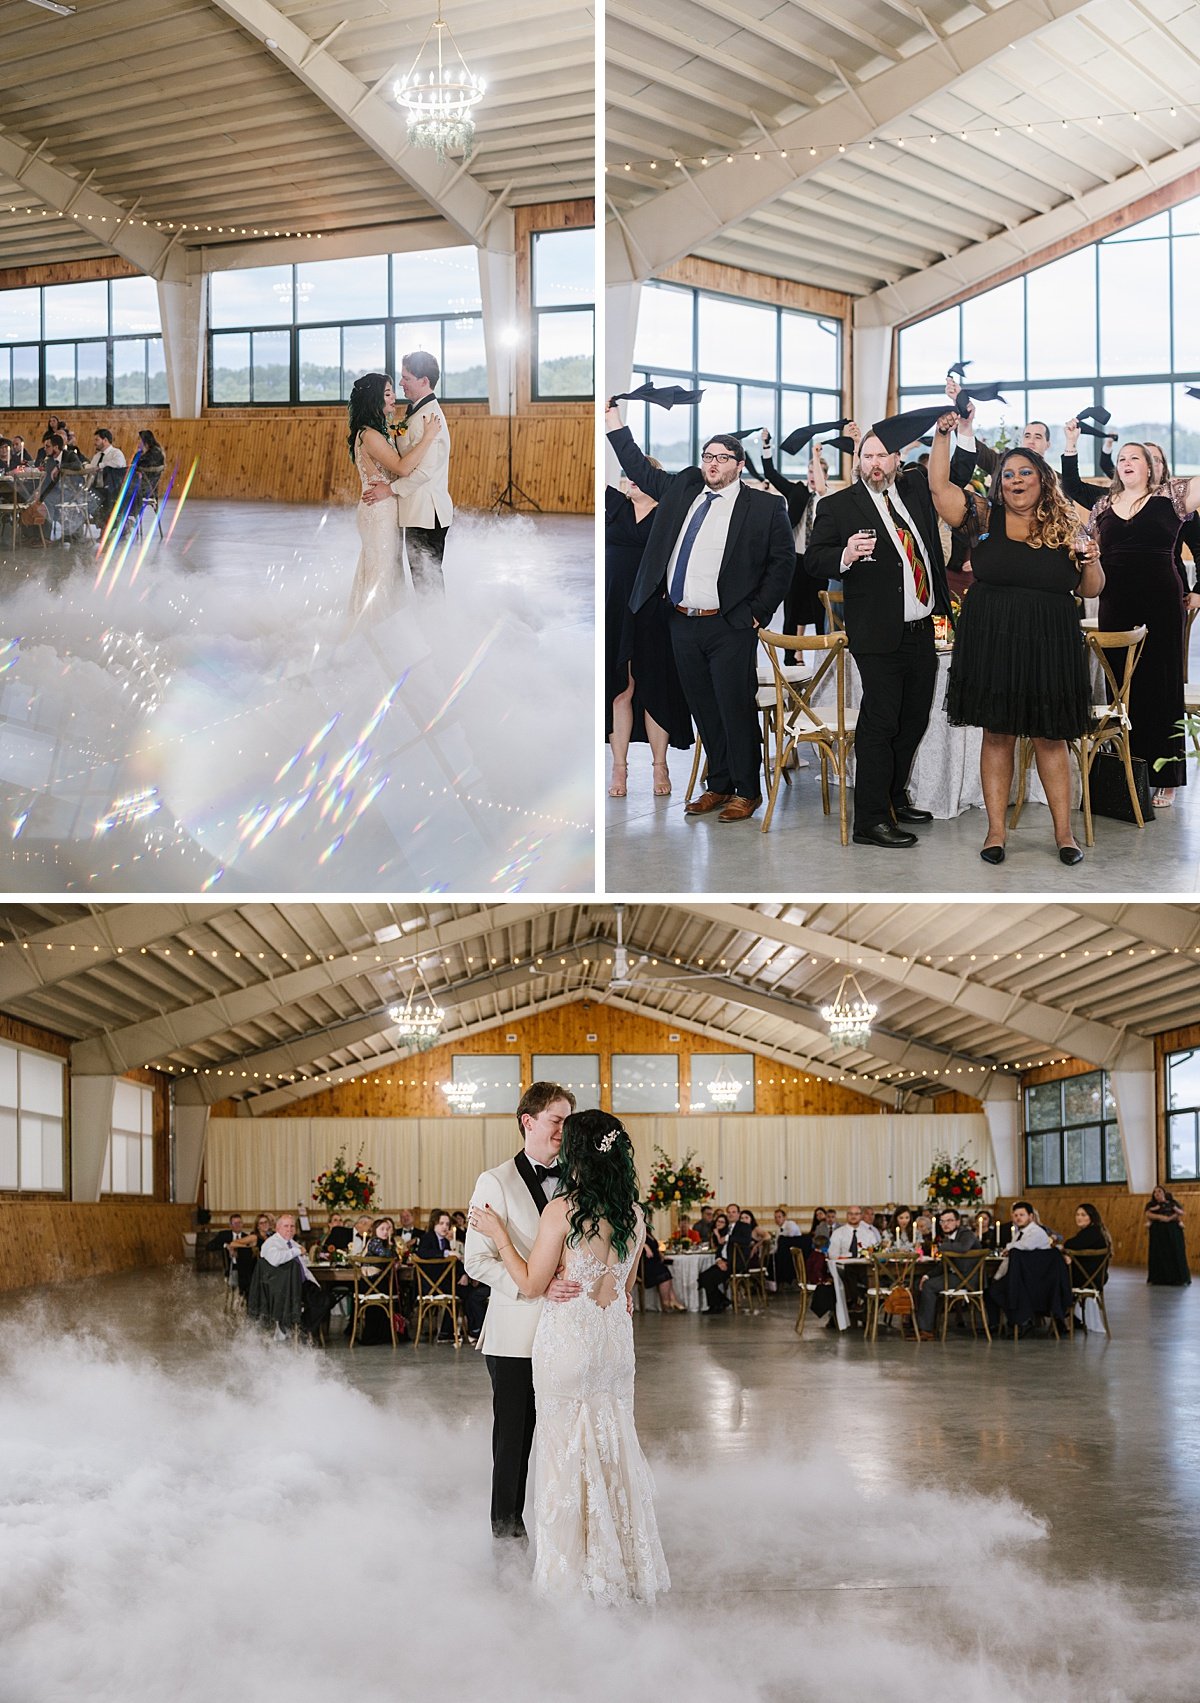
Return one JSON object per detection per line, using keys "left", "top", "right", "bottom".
{"left": 1152, "top": 788, "right": 1175, "bottom": 808}
{"left": 607, "top": 764, "right": 628, "bottom": 798}
{"left": 652, "top": 762, "right": 672, "bottom": 797}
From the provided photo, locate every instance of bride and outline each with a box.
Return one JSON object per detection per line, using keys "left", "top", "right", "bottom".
{"left": 470, "top": 1109, "right": 670, "bottom": 1605}
{"left": 345, "top": 371, "right": 442, "bottom": 621}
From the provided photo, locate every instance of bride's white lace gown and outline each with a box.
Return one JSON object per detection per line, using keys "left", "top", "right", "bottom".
{"left": 347, "top": 431, "right": 400, "bottom": 621}
{"left": 531, "top": 1232, "right": 670, "bottom": 1604}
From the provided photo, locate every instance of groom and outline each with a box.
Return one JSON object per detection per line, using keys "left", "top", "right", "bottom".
{"left": 465, "top": 1080, "right": 580, "bottom": 1541}
{"left": 394, "top": 349, "right": 453, "bottom": 595}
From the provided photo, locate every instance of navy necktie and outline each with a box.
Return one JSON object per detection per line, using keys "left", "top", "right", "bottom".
{"left": 669, "top": 490, "right": 718, "bottom": 605}
{"left": 849, "top": 1229, "right": 859, "bottom": 1256}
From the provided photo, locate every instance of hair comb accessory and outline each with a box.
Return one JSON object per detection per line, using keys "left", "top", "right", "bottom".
{"left": 596, "top": 1126, "right": 625, "bottom": 1153}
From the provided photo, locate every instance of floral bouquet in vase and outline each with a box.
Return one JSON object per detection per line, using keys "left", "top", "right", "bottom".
{"left": 920, "top": 1151, "right": 986, "bottom": 1209}
{"left": 646, "top": 1147, "right": 713, "bottom": 1233}
{"left": 312, "top": 1147, "right": 378, "bottom": 1214}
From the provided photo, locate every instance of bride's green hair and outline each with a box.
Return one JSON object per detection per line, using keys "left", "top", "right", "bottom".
{"left": 558, "top": 1110, "right": 643, "bottom": 1261}
{"left": 346, "top": 371, "right": 393, "bottom": 462}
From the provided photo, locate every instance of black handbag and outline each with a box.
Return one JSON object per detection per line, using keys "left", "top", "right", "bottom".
{"left": 1088, "top": 750, "right": 1156, "bottom": 824}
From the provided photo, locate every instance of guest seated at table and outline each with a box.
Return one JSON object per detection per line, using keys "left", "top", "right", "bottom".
{"left": 86, "top": 428, "right": 128, "bottom": 528}
{"left": 677, "top": 1214, "right": 702, "bottom": 1244}
{"left": 693, "top": 1204, "right": 717, "bottom": 1245}
{"left": 699, "top": 1206, "right": 753, "bottom": 1314}
{"left": 321, "top": 1213, "right": 354, "bottom": 1253}
{"left": 396, "top": 1208, "right": 416, "bottom": 1242}
{"left": 253, "top": 1211, "right": 334, "bottom": 1340}
{"left": 973, "top": 1209, "right": 1003, "bottom": 1251}
{"left": 641, "top": 1229, "right": 686, "bottom": 1311}
{"left": 24, "top": 435, "right": 64, "bottom": 537}
{"left": 420, "top": 1208, "right": 488, "bottom": 1339}
{"left": 1003, "top": 1200, "right": 1052, "bottom": 1252}
{"left": 988, "top": 1201, "right": 1064, "bottom": 1335}
{"left": 1063, "top": 1203, "right": 1111, "bottom": 1329}
{"left": 913, "top": 1210, "right": 934, "bottom": 1247}
{"left": 228, "top": 1211, "right": 274, "bottom": 1295}
{"left": 769, "top": 1207, "right": 802, "bottom": 1286}
{"left": 862, "top": 1207, "right": 882, "bottom": 1234}
{"left": 10, "top": 434, "right": 31, "bottom": 467}
{"left": 60, "top": 430, "right": 86, "bottom": 472}
{"left": 367, "top": 1217, "right": 399, "bottom": 1258}
{"left": 890, "top": 1206, "right": 916, "bottom": 1247}
{"left": 826, "top": 1205, "right": 881, "bottom": 1261}
{"left": 133, "top": 429, "right": 165, "bottom": 493}
{"left": 709, "top": 1210, "right": 730, "bottom": 1251}
{"left": 916, "top": 1209, "right": 981, "bottom": 1339}
{"left": 774, "top": 1206, "right": 803, "bottom": 1239}
{"left": 451, "top": 1209, "right": 468, "bottom": 1238}
{"left": 205, "top": 1212, "right": 245, "bottom": 1274}
{"left": 348, "top": 1214, "right": 374, "bottom": 1255}
{"left": 799, "top": 1208, "right": 828, "bottom": 1259}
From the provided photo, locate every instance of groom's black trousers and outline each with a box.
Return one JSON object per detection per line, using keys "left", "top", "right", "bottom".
{"left": 486, "top": 1353, "right": 536, "bottom": 1539}
{"left": 406, "top": 521, "right": 448, "bottom": 595}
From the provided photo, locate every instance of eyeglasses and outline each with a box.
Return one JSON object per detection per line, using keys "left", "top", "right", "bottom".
{"left": 700, "top": 452, "right": 738, "bottom": 465}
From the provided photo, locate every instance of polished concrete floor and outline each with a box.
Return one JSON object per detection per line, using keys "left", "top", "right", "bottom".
{"left": 0, "top": 503, "right": 593, "bottom": 893}
{"left": 2, "top": 1265, "right": 1199, "bottom": 1701}
{"left": 606, "top": 740, "right": 1200, "bottom": 895}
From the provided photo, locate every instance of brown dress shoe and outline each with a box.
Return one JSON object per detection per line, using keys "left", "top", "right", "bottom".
{"left": 685, "top": 791, "right": 733, "bottom": 815}
{"left": 718, "top": 795, "right": 762, "bottom": 822}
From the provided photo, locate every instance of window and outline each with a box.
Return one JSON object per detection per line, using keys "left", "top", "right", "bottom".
{"left": 449, "top": 1054, "right": 520, "bottom": 1116}
{"left": 0, "top": 1040, "right": 65, "bottom": 1193}
{"left": 690, "top": 1054, "right": 755, "bottom": 1114}
{"left": 1166, "top": 1048, "right": 1200, "bottom": 1181}
{"left": 630, "top": 280, "right": 844, "bottom": 473}
{"left": 0, "top": 277, "right": 164, "bottom": 410}
{"left": 208, "top": 248, "right": 488, "bottom": 405}
{"left": 897, "top": 194, "right": 1200, "bottom": 471}
{"left": 1023, "top": 1070, "right": 1124, "bottom": 1186}
{"left": 101, "top": 1079, "right": 154, "bottom": 1197}
{"left": 531, "top": 227, "right": 594, "bottom": 400}
{"left": 532, "top": 1054, "right": 601, "bottom": 1102}
{"left": 612, "top": 1055, "right": 680, "bottom": 1114}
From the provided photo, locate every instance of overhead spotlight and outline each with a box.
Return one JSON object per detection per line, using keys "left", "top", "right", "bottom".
{"left": 24, "top": 0, "right": 75, "bottom": 12}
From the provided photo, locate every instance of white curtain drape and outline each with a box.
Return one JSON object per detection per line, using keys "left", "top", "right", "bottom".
{"left": 206, "top": 1114, "right": 995, "bottom": 1217}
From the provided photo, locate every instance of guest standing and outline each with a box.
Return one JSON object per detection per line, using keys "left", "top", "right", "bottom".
{"left": 605, "top": 402, "right": 794, "bottom": 824}
{"left": 1080, "top": 444, "right": 1200, "bottom": 807}
{"left": 1143, "top": 442, "right": 1200, "bottom": 604}
{"left": 605, "top": 464, "right": 693, "bottom": 798}
{"left": 1145, "top": 1186, "right": 1191, "bottom": 1286}
{"left": 931, "top": 412, "right": 1103, "bottom": 865}
{"left": 761, "top": 429, "right": 830, "bottom": 634}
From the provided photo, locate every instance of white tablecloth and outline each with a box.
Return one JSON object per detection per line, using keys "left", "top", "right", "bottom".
{"left": 644, "top": 1248, "right": 716, "bottom": 1311}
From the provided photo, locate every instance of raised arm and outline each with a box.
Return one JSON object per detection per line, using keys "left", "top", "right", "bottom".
{"left": 605, "top": 401, "right": 677, "bottom": 501}
{"left": 469, "top": 1198, "right": 569, "bottom": 1299}
{"left": 761, "top": 430, "right": 809, "bottom": 526}
{"left": 929, "top": 410, "right": 974, "bottom": 531}
{"left": 1060, "top": 420, "right": 1106, "bottom": 510}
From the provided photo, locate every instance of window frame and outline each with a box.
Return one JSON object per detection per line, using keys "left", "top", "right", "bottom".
{"left": 0, "top": 1038, "right": 67, "bottom": 1197}
{"left": 530, "top": 227, "right": 595, "bottom": 403}
{"left": 1165, "top": 1047, "right": 1200, "bottom": 1182}
{"left": 0, "top": 279, "right": 165, "bottom": 409}
{"left": 1022, "top": 1069, "right": 1124, "bottom": 1188}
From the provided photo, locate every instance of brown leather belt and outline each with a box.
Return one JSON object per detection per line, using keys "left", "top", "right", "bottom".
{"left": 674, "top": 604, "right": 720, "bottom": 617}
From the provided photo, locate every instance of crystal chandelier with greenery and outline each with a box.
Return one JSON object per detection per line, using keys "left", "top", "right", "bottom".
{"left": 394, "top": 4, "right": 485, "bottom": 160}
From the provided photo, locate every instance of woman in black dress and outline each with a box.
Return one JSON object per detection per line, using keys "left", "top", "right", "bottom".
{"left": 605, "top": 464, "right": 693, "bottom": 798}
{"left": 640, "top": 1229, "right": 685, "bottom": 1311}
{"left": 1143, "top": 442, "right": 1200, "bottom": 607}
{"left": 1079, "top": 444, "right": 1200, "bottom": 807}
{"left": 1145, "top": 1185, "right": 1191, "bottom": 1286}
{"left": 930, "top": 413, "right": 1103, "bottom": 865}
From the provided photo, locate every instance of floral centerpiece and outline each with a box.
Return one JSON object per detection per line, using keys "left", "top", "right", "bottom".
{"left": 312, "top": 1146, "right": 378, "bottom": 1214}
{"left": 920, "top": 1151, "right": 986, "bottom": 1209}
{"left": 645, "top": 1147, "right": 713, "bottom": 1226}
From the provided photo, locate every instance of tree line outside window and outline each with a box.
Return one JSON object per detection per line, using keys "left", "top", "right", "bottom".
{"left": 897, "top": 195, "right": 1200, "bottom": 474}
{"left": 0, "top": 275, "right": 165, "bottom": 410}
{"left": 1024, "top": 1069, "right": 1125, "bottom": 1187}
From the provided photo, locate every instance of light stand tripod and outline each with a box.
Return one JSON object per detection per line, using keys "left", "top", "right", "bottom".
{"left": 492, "top": 344, "right": 541, "bottom": 513}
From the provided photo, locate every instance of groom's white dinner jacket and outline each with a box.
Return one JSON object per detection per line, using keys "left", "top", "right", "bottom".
{"left": 390, "top": 396, "right": 453, "bottom": 529}
{"left": 465, "top": 1151, "right": 552, "bottom": 1358}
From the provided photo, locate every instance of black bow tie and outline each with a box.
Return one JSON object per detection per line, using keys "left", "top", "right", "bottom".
{"left": 533, "top": 1164, "right": 560, "bottom": 1184}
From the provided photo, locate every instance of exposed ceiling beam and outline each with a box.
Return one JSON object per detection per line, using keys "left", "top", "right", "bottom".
{"left": 676, "top": 903, "right": 1148, "bottom": 1067}
{"left": 69, "top": 904, "right": 548, "bottom": 1074}
{"left": 857, "top": 142, "right": 1200, "bottom": 326}
{"left": 606, "top": 0, "right": 1092, "bottom": 283}
{"left": 0, "top": 131, "right": 186, "bottom": 279}
{"left": 0, "top": 905, "right": 241, "bottom": 1003}
{"left": 208, "top": 0, "right": 512, "bottom": 250}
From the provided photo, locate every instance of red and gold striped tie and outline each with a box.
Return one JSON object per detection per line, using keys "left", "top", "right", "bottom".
{"left": 885, "top": 496, "right": 929, "bottom": 605}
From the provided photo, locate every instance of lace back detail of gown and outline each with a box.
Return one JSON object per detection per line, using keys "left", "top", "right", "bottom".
{"left": 530, "top": 1233, "right": 670, "bottom": 1605}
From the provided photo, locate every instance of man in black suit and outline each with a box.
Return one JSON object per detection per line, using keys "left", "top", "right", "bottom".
{"left": 807, "top": 417, "right": 963, "bottom": 848}
{"left": 915, "top": 1208, "right": 981, "bottom": 1338}
{"left": 606, "top": 403, "right": 795, "bottom": 822}
{"left": 699, "top": 1205, "right": 754, "bottom": 1313}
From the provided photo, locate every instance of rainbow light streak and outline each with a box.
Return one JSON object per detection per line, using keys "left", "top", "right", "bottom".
{"left": 201, "top": 868, "right": 225, "bottom": 890}
{"left": 423, "top": 626, "right": 500, "bottom": 733}
{"left": 317, "top": 834, "right": 345, "bottom": 864}
{"left": 95, "top": 787, "right": 161, "bottom": 834}
{"left": 274, "top": 714, "right": 341, "bottom": 783}
{"left": 248, "top": 803, "right": 288, "bottom": 849}
{"left": 0, "top": 638, "right": 19, "bottom": 675}
{"left": 352, "top": 778, "right": 388, "bottom": 820}
{"left": 163, "top": 459, "right": 199, "bottom": 543}
{"left": 11, "top": 813, "right": 28, "bottom": 840}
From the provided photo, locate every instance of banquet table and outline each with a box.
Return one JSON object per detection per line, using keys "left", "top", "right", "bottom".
{"left": 644, "top": 1247, "right": 717, "bottom": 1311}
{"left": 828, "top": 1252, "right": 1006, "bottom": 1332}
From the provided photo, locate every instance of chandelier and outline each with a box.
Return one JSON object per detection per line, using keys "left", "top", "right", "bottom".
{"left": 442, "top": 1077, "right": 478, "bottom": 1113}
{"left": 821, "top": 972, "right": 878, "bottom": 1048}
{"left": 389, "top": 988, "right": 444, "bottom": 1049}
{"left": 707, "top": 1063, "right": 743, "bottom": 1111}
{"left": 394, "top": 4, "right": 485, "bottom": 160}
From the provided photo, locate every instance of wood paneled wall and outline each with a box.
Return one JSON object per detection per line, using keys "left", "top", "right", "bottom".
{"left": 0, "top": 255, "right": 140, "bottom": 291}
{"left": 210, "top": 1004, "right": 977, "bottom": 1122}
{"left": 515, "top": 199, "right": 595, "bottom": 416}
{"left": 993, "top": 1188, "right": 1199, "bottom": 1273}
{"left": 0, "top": 1009, "right": 71, "bottom": 1059}
{"left": 0, "top": 1202, "right": 193, "bottom": 1292}
{"left": 0, "top": 406, "right": 592, "bottom": 513}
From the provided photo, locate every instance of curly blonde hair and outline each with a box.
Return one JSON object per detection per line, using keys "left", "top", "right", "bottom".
{"left": 991, "top": 447, "right": 1078, "bottom": 551}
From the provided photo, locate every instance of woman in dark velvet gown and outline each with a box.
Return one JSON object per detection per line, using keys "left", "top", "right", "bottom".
{"left": 640, "top": 1229, "right": 685, "bottom": 1310}
{"left": 1146, "top": 1186, "right": 1191, "bottom": 1286}
{"left": 1145, "top": 442, "right": 1200, "bottom": 605}
{"left": 1078, "top": 441, "right": 1200, "bottom": 806}
{"left": 605, "top": 474, "right": 693, "bottom": 798}
{"left": 761, "top": 429, "right": 829, "bottom": 634}
{"left": 931, "top": 416, "right": 1103, "bottom": 865}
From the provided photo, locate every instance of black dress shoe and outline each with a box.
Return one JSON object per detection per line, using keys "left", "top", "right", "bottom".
{"left": 852, "top": 823, "right": 918, "bottom": 849}
{"left": 1058, "top": 844, "right": 1084, "bottom": 865}
{"left": 980, "top": 844, "right": 1006, "bottom": 865}
{"left": 893, "top": 805, "right": 933, "bottom": 825}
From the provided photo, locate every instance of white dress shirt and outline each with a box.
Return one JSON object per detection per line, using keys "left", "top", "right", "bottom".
{"left": 859, "top": 480, "right": 935, "bottom": 621}
{"left": 260, "top": 1232, "right": 318, "bottom": 1284}
{"left": 826, "top": 1221, "right": 882, "bottom": 1260}
{"left": 664, "top": 481, "right": 739, "bottom": 609}
{"left": 1007, "top": 1222, "right": 1052, "bottom": 1252}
